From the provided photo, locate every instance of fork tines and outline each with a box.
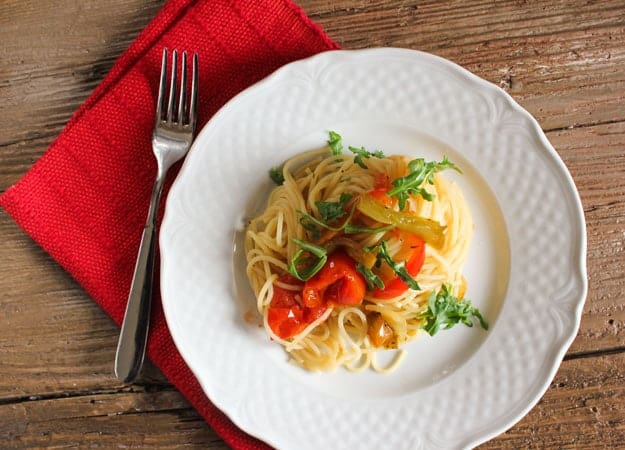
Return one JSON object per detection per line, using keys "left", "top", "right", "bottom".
{"left": 155, "top": 48, "right": 198, "bottom": 131}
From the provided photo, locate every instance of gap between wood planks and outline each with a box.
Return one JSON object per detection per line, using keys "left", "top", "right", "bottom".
{"left": 0, "top": 383, "right": 174, "bottom": 407}
{"left": 564, "top": 345, "right": 625, "bottom": 361}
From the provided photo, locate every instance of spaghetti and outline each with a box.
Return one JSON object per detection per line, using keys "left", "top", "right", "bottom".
{"left": 245, "top": 132, "right": 484, "bottom": 372}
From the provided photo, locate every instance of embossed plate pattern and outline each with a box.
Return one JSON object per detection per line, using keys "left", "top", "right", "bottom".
{"left": 160, "top": 48, "right": 587, "bottom": 449}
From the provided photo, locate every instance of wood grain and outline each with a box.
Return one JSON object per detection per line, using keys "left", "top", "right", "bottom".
{"left": 1, "top": 0, "right": 623, "bottom": 448}
{"left": 484, "top": 353, "right": 625, "bottom": 448}
{"left": 2, "top": 389, "right": 223, "bottom": 447}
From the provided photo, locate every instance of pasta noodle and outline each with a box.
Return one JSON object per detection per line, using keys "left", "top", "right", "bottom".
{"left": 245, "top": 137, "right": 474, "bottom": 373}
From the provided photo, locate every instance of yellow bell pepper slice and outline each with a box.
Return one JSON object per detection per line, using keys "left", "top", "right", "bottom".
{"left": 356, "top": 195, "right": 445, "bottom": 247}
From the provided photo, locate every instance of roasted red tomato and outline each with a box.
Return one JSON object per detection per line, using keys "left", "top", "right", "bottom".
{"left": 368, "top": 173, "right": 395, "bottom": 207}
{"left": 372, "top": 230, "right": 425, "bottom": 300}
{"left": 302, "top": 251, "right": 367, "bottom": 307}
{"left": 267, "top": 275, "right": 326, "bottom": 339}
{"left": 362, "top": 180, "right": 427, "bottom": 300}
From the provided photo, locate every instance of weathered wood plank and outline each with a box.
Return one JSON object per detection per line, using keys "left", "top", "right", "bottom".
{"left": 546, "top": 121, "right": 625, "bottom": 354}
{"left": 0, "top": 0, "right": 166, "bottom": 146}
{"left": 0, "top": 389, "right": 226, "bottom": 448}
{"left": 0, "top": 137, "right": 52, "bottom": 188}
{"left": 484, "top": 352, "right": 625, "bottom": 448}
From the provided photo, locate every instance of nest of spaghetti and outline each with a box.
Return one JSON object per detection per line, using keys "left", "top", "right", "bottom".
{"left": 245, "top": 132, "right": 487, "bottom": 373}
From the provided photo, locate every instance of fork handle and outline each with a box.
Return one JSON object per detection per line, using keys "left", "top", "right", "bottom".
{"left": 114, "top": 177, "right": 164, "bottom": 383}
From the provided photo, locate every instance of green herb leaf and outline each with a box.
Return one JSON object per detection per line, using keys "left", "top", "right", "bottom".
{"left": 269, "top": 166, "right": 285, "bottom": 185}
{"left": 328, "top": 131, "right": 343, "bottom": 156}
{"left": 372, "top": 241, "right": 420, "bottom": 291}
{"left": 344, "top": 223, "right": 394, "bottom": 234}
{"left": 316, "top": 193, "right": 352, "bottom": 223}
{"left": 418, "top": 284, "right": 489, "bottom": 336}
{"left": 298, "top": 210, "right": 346, "bottom": 233}
{"left": 348, "top": 146, "right": 386, "bottom": 169}
{"left": 363, "top": 243, "right": 378, "bottom": 253}
{"left": 287, "top": 238, "right": 328, "bottom": 281}
{"left": 356, "top": 263, "right": 385, "bottom": 290}
{"left": 387, "top": 156, "right": 461, "bottom": 210}
{"left": 299, "top": 206, "right": 394, "bottom": 239}
{"left": 299, "top": 217, "right": 322, "bottom": 241}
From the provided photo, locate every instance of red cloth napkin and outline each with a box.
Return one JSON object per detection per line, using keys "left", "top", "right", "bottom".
{"left": 0, "top": 0, "right": 338, "bottom": 448}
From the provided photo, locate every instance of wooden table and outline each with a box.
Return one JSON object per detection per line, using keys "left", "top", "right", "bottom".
{"left": 1, "top": 0, "right": 623, "bottom": 448}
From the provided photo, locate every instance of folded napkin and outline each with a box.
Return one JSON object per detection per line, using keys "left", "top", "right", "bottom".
{"left": 0, "top": 0, "right": 338, "bottom": 447}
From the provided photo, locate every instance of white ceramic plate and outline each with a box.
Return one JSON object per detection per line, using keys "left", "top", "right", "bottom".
{"left": 160, "top": 48, "right": 587, "bottom": 449}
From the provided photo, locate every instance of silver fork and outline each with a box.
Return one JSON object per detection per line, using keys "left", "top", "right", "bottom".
{"left": 115, "top": 48, "right": 198, "bottom": 384}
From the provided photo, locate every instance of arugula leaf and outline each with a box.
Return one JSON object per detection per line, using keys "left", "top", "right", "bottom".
{"left": 298, "top": 209, "right": 350, "bottom": 234}
{"left": 288, "top": 238, "right": 328, "bottom": 281}
{"left": 299, "top": 205, "right": 393, "bottom": 239}
{"left": 328, "top": 131, "right": 343, "bottom": 156}
{"left": 348, "top": 146, "right": 386, "bottom": 169}
{"left": 316, "top": 193, "right": 352, "bottom": 223}
{"left": 356, "top": 263, "right": 385, "bottom": 290}
{"left": 387, "top": 156, "right": 461, "bottom": 210}
{"left": 418, "top": 284, "right": 489, "bottom": 336}
{"left": 299, "top": 217, "right": 322, "bottom": 241}
{"left": 269, "top": 166, "right": 285, "bottom": 185}
{"left": 368, "top": 241, "right": 420, "bottom": 291}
